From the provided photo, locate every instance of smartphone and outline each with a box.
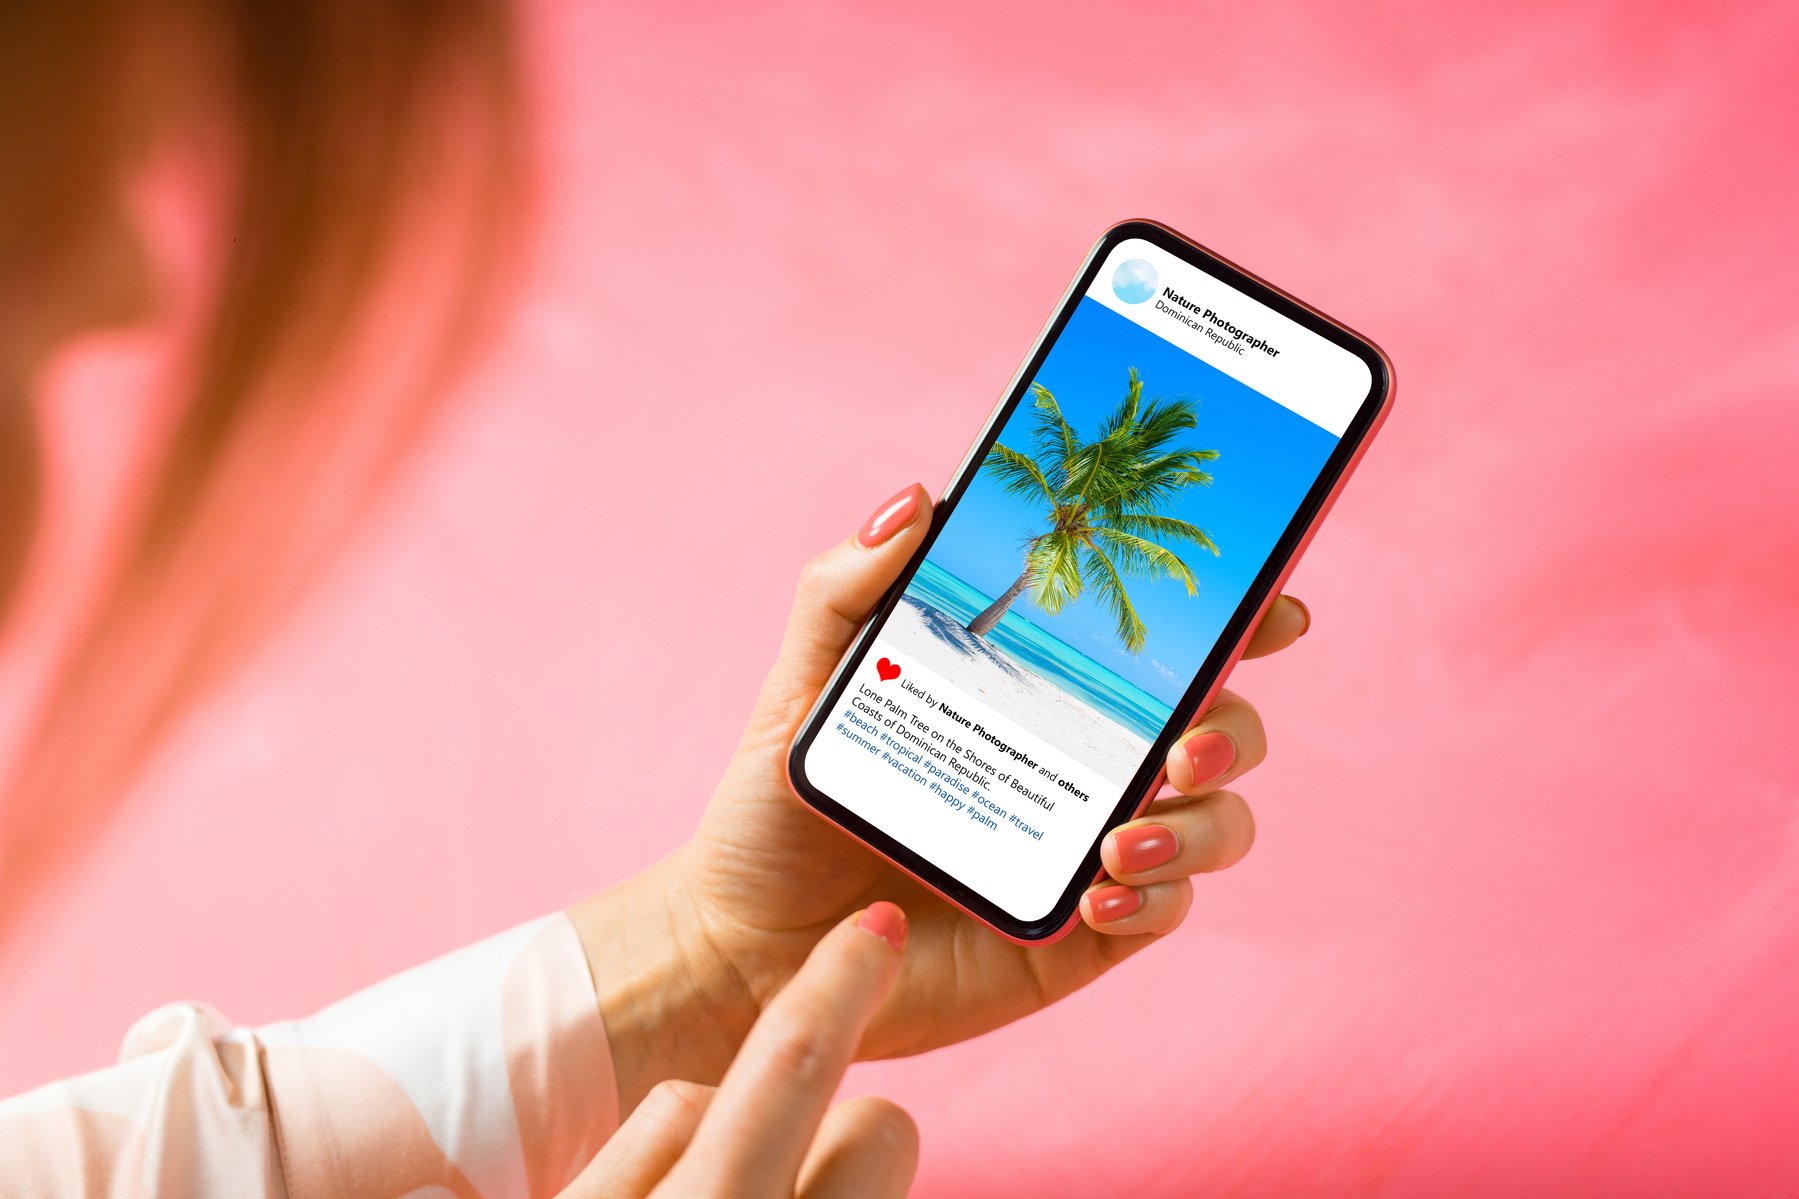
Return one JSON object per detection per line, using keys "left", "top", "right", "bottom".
{"left": 786, "top": 219, "right": 1393, "bottom": 943}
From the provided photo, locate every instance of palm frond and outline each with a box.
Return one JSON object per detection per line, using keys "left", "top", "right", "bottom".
{"left": 1108, "top": 452, "right": 1217, "bottom": 513}
{"left": 1097, "top": 366, "right": 1146, "bottom": 441}
{"left": 1130, "top": 447, "right": 1218, "bottom": 475}
{"left": 1109, "top": 512, "right": 1220, "bottom": 557}
{"left": 1082, "top": 546, "right": 1149, "bottom": 653}
{"left": 1026, "top": 531, "right": 1085, "bottom": 615}
{"left": 1092, "top": 528, "right": 1199, "bottom": 594}
{"left": 1116, "top": 403, "right": 1195, "bottom": 466}
{"left": 1027, "top": 382, "right": 1079, "bottom": 481}
{"left": 1062, "top": 438, "right": 1113, "bottom": 504}
{"left": 980, "top": 442, "right": 1057, "bottom": 503}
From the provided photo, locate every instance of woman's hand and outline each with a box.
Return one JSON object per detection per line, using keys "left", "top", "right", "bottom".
{"left": 570, "top": 484, "right": 1310, "bottom": 1112}
{"left": 559, "top": 903, "right": 917, "bottom": 1199}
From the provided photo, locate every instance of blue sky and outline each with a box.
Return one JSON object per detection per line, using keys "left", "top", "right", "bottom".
{"left": 924, "top": 298, "right": 1339, "bottom": 707}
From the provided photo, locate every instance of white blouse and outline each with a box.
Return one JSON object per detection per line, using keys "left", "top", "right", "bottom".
{"left": 0, "top": 914, "right": 619, "bottom": 1198}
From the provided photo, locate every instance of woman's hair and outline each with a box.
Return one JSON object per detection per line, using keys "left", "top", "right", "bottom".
{"left": 0, "top": 1, "right": 529, "bottom": 942}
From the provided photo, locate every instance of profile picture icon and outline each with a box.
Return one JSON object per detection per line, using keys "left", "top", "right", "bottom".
{"left": 1111, "top": 258, "right": 1158, "bottom": 304}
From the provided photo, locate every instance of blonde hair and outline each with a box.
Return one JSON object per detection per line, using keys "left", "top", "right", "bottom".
{"left": 0, "top": 0, "right": 529, "bottom": 941}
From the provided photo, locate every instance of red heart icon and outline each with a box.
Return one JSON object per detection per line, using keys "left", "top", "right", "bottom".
{"left": 876, "top": 657, "right": 901, "bottom": 682}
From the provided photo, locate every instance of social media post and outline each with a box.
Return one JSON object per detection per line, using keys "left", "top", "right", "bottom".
{"left": 805, "top": 266, "right": 1350, "bottom": 920}
{"left": 804, "top": 648, "right": 1122, "bottom": 921}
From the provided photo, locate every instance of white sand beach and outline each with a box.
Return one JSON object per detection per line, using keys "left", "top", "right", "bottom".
{"left": 879, "top": 596, "right": 1153, "bottom": 782}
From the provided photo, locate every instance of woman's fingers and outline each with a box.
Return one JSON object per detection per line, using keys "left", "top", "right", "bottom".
{"left": 1099, "top": 790, "right": 1257, "bottom": 889}
{"left": 1163, "top": 689, "right": 1267, "bottom": 797}
{"left": 560, "top": 909, "right": 913, "bottom": 1198}
{"left": 1089, "top": 697, "right": 1263, "bottom": 938}
{"left": 558, "top": 1080, "right": 715, "bottom": 1199}
{"left": 1084, "top": 693, "right": 1262, "bottom": 937}
{"left": 1082, "top": 660, "right": 1272, "bottom": 938}
{"left": 660, "top": 903, "right": 909, "bottom": 1196}
{"left": 1239, "top": 594, "right": 1310, "bottom": 659}
{"left": 797, "top": 1096, "right": 920, "bottom": 1199}
{"left": 1079, "top": 876, "right": 1194, "bottom": 937}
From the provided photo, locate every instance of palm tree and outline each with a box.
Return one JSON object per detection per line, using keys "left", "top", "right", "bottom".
{"left": 965, "top": 367, "right": 1220, "bottom": 653}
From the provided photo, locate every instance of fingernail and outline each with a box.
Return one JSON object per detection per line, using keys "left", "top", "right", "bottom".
{"left": 1181, "top": 731, "right": 1235, "bottom": 789}
{"left": 1290, "top": 596, "right": 1311, "bottom": 636}
{"left": 1086, "top": 885, "right": 1142, "bottom": 924}
{"left": 1111, "top": 824, "right": 1178, "bottom": 874}
{"left": 856, "top": 900, "right": 908, "bottom": 951}
{"left": 857, "top": 485, "right": 920, "bottom": 547}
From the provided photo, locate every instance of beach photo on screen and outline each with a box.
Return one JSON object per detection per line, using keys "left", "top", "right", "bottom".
{"left": 880, "top": 297, "right": 1339, "bottom": 782}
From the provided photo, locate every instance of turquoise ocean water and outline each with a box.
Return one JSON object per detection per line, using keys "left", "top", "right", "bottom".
{"left": 901, "top": 559, "right": 1175, "bottom": 743}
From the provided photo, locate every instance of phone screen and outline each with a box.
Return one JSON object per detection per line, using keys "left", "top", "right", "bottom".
{"left": 791, "top": 225, "right": 1387, "bottom": 934}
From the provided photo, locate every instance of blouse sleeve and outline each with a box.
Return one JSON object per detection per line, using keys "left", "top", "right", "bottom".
{"left": 0, "top": 912, "right": 619, "bottom": 1199}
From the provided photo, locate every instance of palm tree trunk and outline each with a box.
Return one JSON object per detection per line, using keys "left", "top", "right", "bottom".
{"left": 967, "top": 565, "right": 1033, "bottom": 638}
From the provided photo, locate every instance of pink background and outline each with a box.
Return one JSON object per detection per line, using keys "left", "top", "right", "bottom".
{"left": 6, "top": 1, "right": 1799, "bottom": 1193}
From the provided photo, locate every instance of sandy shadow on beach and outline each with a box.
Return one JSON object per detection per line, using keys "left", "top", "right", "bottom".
{"left": 902, "top": 597, "right": 1028, "bottom": 679}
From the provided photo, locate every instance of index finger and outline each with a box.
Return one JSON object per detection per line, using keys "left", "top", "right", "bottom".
{"left": 664, "top": 903, "right": 907, "bottom": 1195}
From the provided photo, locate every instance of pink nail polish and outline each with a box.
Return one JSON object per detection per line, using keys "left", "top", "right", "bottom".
{"left": 1111, "top": 824, "right": 1178, "bottom": 874}
{"left": 1086, "top": 885, "right": 1142, "bottom": 924}
{"left": 856, "top": 900, "right": 908, "bottom": 951}
{"left": 858, "top": 485, "right": 920, "bottom": 547}
{"left": 1181, "top": 731, "right": 1235, "bottom": 789}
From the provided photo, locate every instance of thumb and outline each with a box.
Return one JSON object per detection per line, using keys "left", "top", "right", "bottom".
{"left": 751, "top": 483, "right": 932, "bottom": 737}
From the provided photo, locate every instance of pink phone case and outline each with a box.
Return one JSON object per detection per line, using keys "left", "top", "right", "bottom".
{"left": 787, "top": 220, "right": 1395, "bottom": 945}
